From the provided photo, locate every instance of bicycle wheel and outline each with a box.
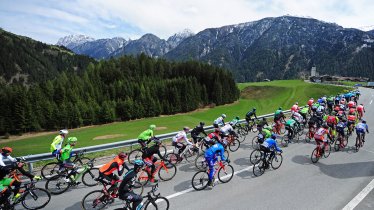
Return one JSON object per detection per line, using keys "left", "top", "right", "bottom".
{"left": 253, "top": 160, "right": 265, "bottom": 177}
{"left": 82, "top": 168, "right": 100, "bottom": 187}
{"left": 229, "top": 139, "right": 240, "bottom": 152}
{"left": 159, "top": 145, "right": 167, "bottom": 158}
{"left": 158, "top": 163, "right": 177, "bottom": 181}
{"left": 41, "top": 162, "right": 60, "bottom": 180}
{"left": 144, "top": 196, "right": 170, "bottom": 210}
{"left": 311, "top": 148, "right": 320, "bottom": 163}
{"left": 280, "top": 124, "right": 286, "bottom": 134}
{"left": 22, "top": 188, "right": 51, "bottom": 210}
{"left": 191, "top": 171, "right": 209, "bottom": 191}
{"left": 237, "top": 128, "right": 247, "bottom": 142}
{"left": 297, "top": 124, "right": 305, "bottom": 137}
{"left": 184, "top": 149, "right": 198, "bottom": 163}
{"left": 165, "top": 153, "right": 179, "bottom": 165}
{"left": 224, "top": 149, "right": 230, "bottom": 159}
{"left": 323, "top": 145, "right": 331, "bottom": 158}
{"left": 74, "top": 157, "right": 91, "bottom": 168}
{"left": 128, "top": 149, "right": 143, "bottom": 165}
{"left": 133, "top": 181, "right": 144, "bottom": 195}
{"left": 195, "top": 154, "right": 207, "bottom": 171}
{"left": 281, "top": 136, "right": 289, "bottom": 147}
{"left": 334, "top": 139, "right": 341, "bottom": 152}
{"left": 271, "top": 153, "right": 283, "bottom": 170}
{"left": 137, "top": 170, "right": 150, "bottom": 186}
{"left": 249, "top": 149, "right": 263, "bottom": 165}
{"left": 45, "top": 175, "right": 71, "bottom": 195}
{"left": 218, "top": 164, "right": 234, "bottom": 183}
{"left": 81, "top": 190, "right": 109, "bottom": 210}
{"left": 251, "top": 136, "right": 260, "bottom": 149}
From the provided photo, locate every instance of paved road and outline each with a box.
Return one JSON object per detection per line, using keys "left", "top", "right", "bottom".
{"left": 32, "top": 87, "right": 374, "bottom": 210}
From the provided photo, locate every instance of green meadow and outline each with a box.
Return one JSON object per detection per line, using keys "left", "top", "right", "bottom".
{"left": 1, "top": 80, "right": 348, "bottom": 156}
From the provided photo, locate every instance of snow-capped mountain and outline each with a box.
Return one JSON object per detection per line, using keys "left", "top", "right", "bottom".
{"left": 167, "top": 29, "right": 195, "bottom": 48}
{"left": 56, "top": 34, "right": 95, "bottom": 49}
{"left": 72, "top": 37, "right": 127, "bottom": 59}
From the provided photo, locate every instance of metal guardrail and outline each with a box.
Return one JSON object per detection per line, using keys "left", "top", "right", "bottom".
{"left": 11, "top": 110, "right": 293, "bottom": 172}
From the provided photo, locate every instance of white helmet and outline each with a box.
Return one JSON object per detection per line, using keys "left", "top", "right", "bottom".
{"left": 221, "top": 114, "right": 226, "bottom": 118}
{"left": 59, "top": 129, "right": 68, "bottom": 135}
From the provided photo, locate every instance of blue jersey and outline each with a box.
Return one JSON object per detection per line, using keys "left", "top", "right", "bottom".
{"left": 262, "top": 138, "right": 282, "bottom": 152}
{"left": 204, "top": 143, "right": 226, "bottom": 161}
{"left": 356, "top": 123, "right": 369, "bottom": 132}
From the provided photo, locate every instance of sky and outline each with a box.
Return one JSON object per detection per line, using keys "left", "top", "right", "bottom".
{"left": 0, "top": 0, "right": 373, "bottom": 44}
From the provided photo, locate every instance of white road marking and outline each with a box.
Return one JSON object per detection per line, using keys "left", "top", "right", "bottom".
{"left": 342, "top": 178, "right": 374, "bottom": 210}
{"left": 370, "top": 100, "right": 372, "bottom": 105}
{"left": 165, "top": 165, "right": 254, "bottom": 200}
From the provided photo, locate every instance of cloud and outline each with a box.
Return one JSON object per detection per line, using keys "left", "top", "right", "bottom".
{"left": 0, "top": 0, "right": 373, "bottom": 44}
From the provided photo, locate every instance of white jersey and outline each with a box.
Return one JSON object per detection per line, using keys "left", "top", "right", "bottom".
{"left": 317, "top": 105, "right": 325, "bottom": 112}
{"left": 172, "top": 131, "right": 192, "bottom": 145}
{"left": 0, "top": 154, "right": 16, "bottom": 167}
{"left": 292, "top": 112, "right": 304, "bottom": 123}
{"left": 214, "top": 117, "right": 225, "bottom": 126}
{"left": 220, "top": 124, "right": 233, "bottom": 134}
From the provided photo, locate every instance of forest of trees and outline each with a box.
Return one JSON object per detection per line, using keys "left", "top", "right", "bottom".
{"left": 0, "top": 54, "right": 239, "bottom": 135}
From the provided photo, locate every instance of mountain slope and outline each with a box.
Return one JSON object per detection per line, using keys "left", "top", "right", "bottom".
{"left": 0, "top": 29, "right": 95, "bottom": 84}
{"left": 56, "top": 34, "right": 95, "bottom": 49}
{"left": 72, "top": 37, "right": 127, "bottom": 59}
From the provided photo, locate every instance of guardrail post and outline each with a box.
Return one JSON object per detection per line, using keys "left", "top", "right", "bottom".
{"left": 28, "top": 162, "right": 33, "bottom": 173}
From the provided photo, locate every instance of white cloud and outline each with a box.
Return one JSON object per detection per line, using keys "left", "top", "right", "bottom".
{"left": 1, "top": 0, "right": 373, "bottom": 43}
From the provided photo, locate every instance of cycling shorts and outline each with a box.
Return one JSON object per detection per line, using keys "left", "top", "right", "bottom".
{"left": 355, "top": 128, "right": 365, "bottom": 134}
{"left": 336, "top": 127, "right": 345, "bottom": 136}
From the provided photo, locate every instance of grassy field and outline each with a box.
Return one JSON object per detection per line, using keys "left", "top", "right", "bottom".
{"left": 1, "top": 80, "right": 348, "bottom": 156}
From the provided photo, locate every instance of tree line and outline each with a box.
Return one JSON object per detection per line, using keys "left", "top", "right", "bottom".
{"left": 0, "top": 54, "right": 239, "bottom": 135}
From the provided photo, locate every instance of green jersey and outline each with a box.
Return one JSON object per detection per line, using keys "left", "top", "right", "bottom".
{"left": 138, "top": 129, "right": 154, "bottom": 141}
{"left": 312, "top": 102, "right": 320, "bottom": 108}
{"left": 50, "top": 135, "right": 64, "bottom": 152}
{"left": 262, "top": 128, "right": 271, "bottom": 138}
{"left": 274, "top": 110, "right": 283, "bottom": 118}
{"left": 300, "top": 107, "right": 309, "bottom": 114}
{"left": 285, "top": 119, "right": 296, "bottom": 127}
{"left": 60, "top": 144, "right": 73, "bottom": 161}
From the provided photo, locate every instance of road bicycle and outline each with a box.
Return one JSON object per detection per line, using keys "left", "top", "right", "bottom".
{"left": 81, "top": 178, "right": 143, "bottom": 210}
{"left": 355, "top": 132, "right": 365, "bottom": 152}
{"left": 114, "top": 183, "right": 169, "bottom": 210}
{"left": 137, "top": 160, "right": 176, "bottom": 186}
{"left": 252, "top": 150, "right": 283, "bottom": 177}
{"left": 237, "top": 119, "right": 259, "bottom": 137}
{"left": 0, "top": 164, "right": 51, "bottom": 210}
{"left": 128, "top": 138, "right": 167, "bottom": 165}
{"left": 165, "top": 144, "right": 199, "bottom": 165}
{"left": 304, "top": 124, "right": 316, "bottom": 143}
{"left": 334, "top": 132, "right": 348, "bottom": 152}
{"left": 251, "top": 133, "right": 265, "bottom": 149}
{"left": 41, "top": 149, "right": 91, "bottom": 180}
{"left": 249, "top": 148, "right": 264, "bottom": 165}
{"left": 191, "top": 160, "right": 234, "bottom": 191}
{"left": 311, "top": 141, "right": 331, "bottom": 163}
{"left": 194, "top": 149, "right": 230, "bottom": 171}
{"left": 235, "top": 124, "right": 249, "bottom": 142}
{"left": 225, "top": 133, "right": 241, "bottom": 152}
{"left": 273, "top": 118, "right": 286, "bottom": 135}
{"left": 45, "top": 159, "right": 99, "bottom": 194}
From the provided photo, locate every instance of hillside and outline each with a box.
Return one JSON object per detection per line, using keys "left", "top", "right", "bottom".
{"left": 0, "top": 29, "right": 95, "bottom": 84}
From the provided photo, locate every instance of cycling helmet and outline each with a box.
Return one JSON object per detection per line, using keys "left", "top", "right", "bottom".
{"left": 295, "top": 102, "right": 299, "bottom": 105}
{"left": 183, "top": 126, "right": 190, "bottom": 132}
{"left": 229, "top": 121, "right": 234, "bottom": 126}
{"left": 310, "top": 98, "right": 314, "bottom": 100}
{"left": 221, "top": 114, "right": 226, "bottom": 118}
{"left": 149, "top": 124, "right": 156, "bottom": 130}
{"left": 331, "top": 111, "right": 336, "bottom": 115}
{"left": 59, "top": 129, "right": 68, "bottom": 135}
{"left": 278, "top": 107, "right": 282, "bottom": 110}
{"left": 235, "top": 116, "right": 240, "bottom": 120}
{"left": 2, "top": 147, "right": 12, "bottom": 153}
{"left": 199, "top": 122, "right": 205, "bottom": 126}
{"left": 133, "top": 159, "right": 144, "bottom": 170}
{"left": 67, "top": 137, "right": 77, "bottom": 143}
{"left": 118, "top": 152, "right": 127, "bottom": 159}
{"left": 271, "top": 134, "right": 277, "bottom": 140}
{"left": 253, "top": 108, "right": 256, "bottom": 111}
{"left": 322, "top": 123, "right": 328, "bottom": 129}
{"left": 362, "top": 120, "right": 366, "bottom": 124}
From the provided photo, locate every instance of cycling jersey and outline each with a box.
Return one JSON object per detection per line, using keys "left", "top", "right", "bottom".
{"left": 142, "top": 145, "right": 165, "bottom": 160}
{"left": 348, "top": 101, "right": 356, "bottom": 108}
{"left": 314, "top": 127, "right": 329, "bottom": 141}
{"left": 50, "top": 134, "right": 64, "bottom": 153}
{"left": 229, "top": 119, "right": 240, "bottom": 128}
{"left": 292, "top": 112, "right": 304, "bottom": 124}
{"left": 308, "top": 99, "right": 314, "bottom": 106}
{"left": 262, "top": 129, "right": 271, "bottom": 139}
{"left": 118, "top": 169, "right": 143, "bottom": 208}
{"left": 261, "top": 138, "right": 282, "bottom": 152}
{"left": 246, "top": 111, "right": 257, "bottom": 119}
{"left": 285, "top": 119, "right": 296, "bottom": 127}
{"left": 291, "top": 104, "right": 299, "bottom": 112}
{"left": 138, "top": 129, "right": 154, "bottom": 141}
{"left": 0, "top": 154, "right": 16, "bottom": 167}
{"left": 191, "top": 125, "right": 207, "bottom": 137}
{"left": 274, "top": 110, "right": 284, "bottom": 120}
{"left": 325, "top": 115, "right": 338, "bottom": 125}
{"left": 172, "top": 131, "right": 192, "bottom": 145}
{"left": 300, "top": 107, "right": 309, "bottom": 115}
{"left": 336, "top": 122, "right": 347, "bottom": 134}
{"left": 214, "top": 117, "right": 225, "bottom": 126}
{"left": 60, "top": 144, "right": 73, "bottom": 161}
{"left": 348, "top": 115, "right": 356, "bottom": 122}
{"left": 204, "top": 143, "right": 226, "bottom": 161}
{"left": 355, "top": 123, "right": 369, "bottom": 133}
{"left": 357, "top": 105, "right": 364, "bottom": 112}
{"left": 99, "top": 156, "right": 128, "bottom": 176}
{"left": 220, "top": 124, "right": 234, "bottom": 135}
{"left": 316, "top": 105, "right": 325, "bottom": 113}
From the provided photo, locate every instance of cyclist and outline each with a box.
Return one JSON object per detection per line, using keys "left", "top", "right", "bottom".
{"left": 260, "top": 134, "right": 282, "bottom": 168}
{"left": 324, "top": 111, "right": 339, "bottom": 138}
{"left": 260, "top": 125, "right": 272, "bottom": 143}
{"left": 229, "top": 116, "right": 241, "bottom": 129}
{"left": 245, "top": 108, "right": 258, "bottom": 124}
{"left": 308, "top": 98, "right": 314, "bottom": 107}
{"left": 292, "top": 111, "right": 304, "bottom": 128}
{"left": 309, "top": 113, "right": 323, "bottom": 128}
{"left": 137, "top": 125, "right": 156, "bottom": 149}
{"left": 257, "top": 117, "right": 269, "bottom": 131}
{"left": 204, "top": 129, "right": 221, "bottom": 147}
{"left": 299, "top": 107, "right": 309, "bottom": 125}
{"left": 191, "top": 122, "right": 207, "bottom": 144}
{"left": 357, "top": 104, "right": 365, "bottom": 119}
{"left": 172, "top": 127, "right": 193, "bottom": 156}
{"left": 50, "top": 129, "right": 68, "bottom": 158}
{"left": 336, "top": 119, "right": 348, "bottom": 139}
{"left": 0, "top": 147, "right": 41, "bottom": 202}
{"left": 59, "top": 137, "right": 79, "bottom": 182}
{"left": 335, "top": 94, "right": 341, "bottom": 105}
{"left": 204, "top": 139, "right": 228, "bottom": 187}
{"left": 326, "top": 96, "right": 335, "bottom": 113}
{"left": 274, "top": 107, "right": 285, "bottom": 133}
{"left": 314, "top": 123, "right": 331, "bottom": 156}
{"left": 355, "top": 120, "right": 369, "bottom": 146}
{"left": 311, "top": 102, "right": 320, "bottom": 114}
{"left": 347, "top": 100, "right": 356, "bottom": 109}
{"left": 220, "top": 123, "right": 237, "bottom": 142}
{"left": 118, "top": 160, "right": 144, "bottom": 210}
{"left": 291, "top": 102, "right": 300, "bottom": 114}
{"left": 214, "top": 114, "right": 226, "bottom": 128}
{"left": 347, "top": 111, "right": 357, "bottom": 134}
{"left": 99, "top": 152, "right": 129, "bottom": 193}
{"left": 142, "top": 138, "right": 168, "bottom": 183}
{"left": 285, "top": 118, "right": 297, "bottom": 140}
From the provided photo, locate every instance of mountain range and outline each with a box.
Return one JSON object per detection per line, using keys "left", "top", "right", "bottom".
{"left": 56, "top": 16, "right": 374, "bottom": 81}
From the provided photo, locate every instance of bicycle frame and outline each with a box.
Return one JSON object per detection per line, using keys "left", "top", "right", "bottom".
{"left": 206, "top": 161, "right": 226, "bottom": 178}
{"left": 140, "top": 161, "right": 169, "bottom": 181}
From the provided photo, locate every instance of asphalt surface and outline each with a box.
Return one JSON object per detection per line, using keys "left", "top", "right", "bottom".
{"left": 26, "top": 87, "right": 374, "bottom": 210}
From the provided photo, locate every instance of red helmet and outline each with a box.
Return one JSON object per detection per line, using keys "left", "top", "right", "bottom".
{"left": 2, "top": 147, "right": 12, "bottom": 153}
{"left": 118, "top": 152, "right": 127, "bottom": 159}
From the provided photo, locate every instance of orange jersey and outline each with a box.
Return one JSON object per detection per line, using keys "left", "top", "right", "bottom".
{"left": 314, "top": 128, "right": 329, "bottom": 140}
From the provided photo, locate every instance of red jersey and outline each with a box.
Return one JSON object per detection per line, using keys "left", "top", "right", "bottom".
{"left": 291, "top": 105, "right": 299, "bottom": 112}
{"left": 348, "top": 101, "right": 355, "bottom": 108}
{"left": 308, "top": 99, "right": 314, "bottom": 106}
{"left": 348, "top": 115, "right": 356, "bottom": 122}
{"left": 334, "top": 105, "right": 341, "bottom": 112}
{"left": 326, "top": 116, "right": 337, "bottom": 125}
{"left": 357, "top": 105, "right": 364, "bottom": 112}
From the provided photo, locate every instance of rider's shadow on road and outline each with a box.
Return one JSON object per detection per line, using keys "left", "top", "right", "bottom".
{"left": 291, "top": 155, "right": 374, "bottom": 179}
{"left": 234, "top": 157, "right": 250, "bottom": 167}
{"left": 178, "top": 163, "right": 196, "bottom": 172}
{"left": 174, "top": 180, "right": 192, "bottom": 192}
